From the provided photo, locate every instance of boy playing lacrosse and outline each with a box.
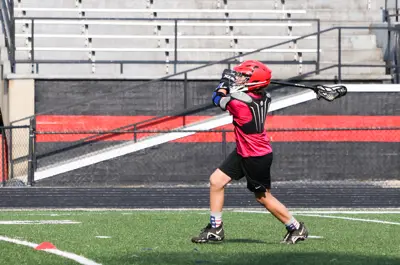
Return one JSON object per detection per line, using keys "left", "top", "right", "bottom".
{"left": 191, "top": 60, "right": 308, "bottom": 244}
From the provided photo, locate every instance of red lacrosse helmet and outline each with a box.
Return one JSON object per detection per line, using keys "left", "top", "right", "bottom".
{"left": 233, "top": 60, "right": 272, "bottom": 91}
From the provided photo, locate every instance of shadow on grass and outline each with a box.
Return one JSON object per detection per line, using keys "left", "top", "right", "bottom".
{"left": 224, "top": 238, "right": 266, "bottom": 244}
{"left": 108, "top": 252, "right": 400, "bottom": 265}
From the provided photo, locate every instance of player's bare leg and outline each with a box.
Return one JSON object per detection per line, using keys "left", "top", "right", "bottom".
{"left": 210, "top": 169, "right": 231, "bottom": 213}
{"left": 255, "top": 190, "right": 308, "bottom": 244}
{"left": 255, "top": 190, "right": 291, "bottom": 223}
{"left": 191, "top": 169, "right": 231, "bottom": 243}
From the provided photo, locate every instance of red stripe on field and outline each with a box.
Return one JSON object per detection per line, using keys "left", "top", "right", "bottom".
{"left": 36, "top": 115, "right": 400, "bottom": 142}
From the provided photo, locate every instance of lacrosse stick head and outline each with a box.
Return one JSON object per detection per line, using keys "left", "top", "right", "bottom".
{"left": 316, "top": 85, "right": 347, "bottom": 102}
{"left": 232, "top": 60, "right": 272, "bottom": 92}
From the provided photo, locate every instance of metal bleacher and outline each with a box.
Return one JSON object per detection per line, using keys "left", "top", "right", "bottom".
{"left": 3, "top": 0, "right": 393, "bottom": 81}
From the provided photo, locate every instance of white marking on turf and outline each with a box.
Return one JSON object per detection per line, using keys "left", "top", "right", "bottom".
{"left": 27, "top": 213, "right": 71, "bottom": 216}
{"left": 0, "top": 220, "right": 81, "bottom": 225}
{"left": 233, "top": 210, "right": 400, "bottom": 214}
{"left": 236, "top": 210, "right": 400, "bottom": 225}
{"left": 3, "top": 207, "right": 400, "bottom": 212}
{"left": 296, "top": 214, "right": 400, "bottom": 226}
{"left": 308, "top": 236, "right": 324, "bottom": 239}
{"left": 293, "top": 211, "right": 400, "bottom": 214}
{"left": 95, "top": 236, "right": 111, "bottom": 239}
{"left": 0, "top": 236, "right": 101, "bottom": 265}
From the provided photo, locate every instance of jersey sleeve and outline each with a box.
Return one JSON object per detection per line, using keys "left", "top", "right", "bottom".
{"left": 226, "top": 99, "right": 253, "bottom": 126}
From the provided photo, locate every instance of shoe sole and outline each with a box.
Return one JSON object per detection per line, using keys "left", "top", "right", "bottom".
{"left": 192, "top": 238, "right": 225, "bottom": 244}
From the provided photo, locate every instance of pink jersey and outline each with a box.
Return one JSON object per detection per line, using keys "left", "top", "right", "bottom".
{"left": 226, "top": 92, "right": 273, "bottom": 157}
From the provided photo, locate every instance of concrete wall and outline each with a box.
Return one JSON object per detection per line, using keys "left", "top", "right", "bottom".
{"left": 8, "top": 79, "right": 34, "bottom": 180}
{"left": 9, "top": 79, "right": 35, "bottom": 125}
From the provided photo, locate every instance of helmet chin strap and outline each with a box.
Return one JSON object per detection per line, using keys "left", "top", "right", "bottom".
{"left": 229, "top": 84, "right": 248, "bottom": 94}
{"left": 245, "top": 81, "right": 268, "bottom": 86}
{"left": 230, "top": 80, "right": 267, "bottom": 94}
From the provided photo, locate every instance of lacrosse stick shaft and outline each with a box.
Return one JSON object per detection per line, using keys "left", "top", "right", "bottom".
{"left": 270, "top": 80, "right": 318, "bottom": 92}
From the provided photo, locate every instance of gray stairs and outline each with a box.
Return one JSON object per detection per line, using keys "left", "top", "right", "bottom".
{"left": 9, "top": 0, "right": 394, "bottom": 81}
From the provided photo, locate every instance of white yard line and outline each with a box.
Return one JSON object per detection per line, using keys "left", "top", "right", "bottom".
{"left": 234, "top": 210, "right": 400, "bottom": 214}
{"left": 235, "top": 210, "right": 400, "bottom": 225}
{"left": 2, "top": 208, "right": 400, "bottom": 213}
{"left": 0, "top": 236, "right": 101, "bottom": 265}
{"left": 308, "top": 236, "right": 324, "bottom": 239}
{"left": 295, "top": 214, "right": 400, "bottom": 226}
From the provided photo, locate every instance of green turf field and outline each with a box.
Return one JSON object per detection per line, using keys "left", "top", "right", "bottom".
{"left": 0, "top": 210, "right": 399, "bottom": 265}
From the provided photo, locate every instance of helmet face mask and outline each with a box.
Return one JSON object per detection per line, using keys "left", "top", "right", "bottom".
{"left": 234, "top": 72, "right": 250, "bottom": 85}
{"left": 232, "top": 60, "right": 272, "bottom": 92}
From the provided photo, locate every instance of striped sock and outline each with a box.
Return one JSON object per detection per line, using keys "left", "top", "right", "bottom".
{"left": 285, "top": 216, "right": 300, "bottom": 231}
{"left": 210, "top": 212, "right": 222, "bottom": 228}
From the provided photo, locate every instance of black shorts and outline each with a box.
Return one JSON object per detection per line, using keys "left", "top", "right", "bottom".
{"left": 219, "top": 150, "right": 273, "bottom": 192}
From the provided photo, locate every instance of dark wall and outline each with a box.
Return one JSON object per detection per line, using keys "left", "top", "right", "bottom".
{"left": 36, "top": 80, "right": 400, "bottom": 116}
{"left": 35, "top": 80, "right": 220, "bottom": 116}
{"left": 34, "top": 80, "right": 400, "bottom": 186}
{"left": 35, "top": 142, "right": 400, "bottom": 187}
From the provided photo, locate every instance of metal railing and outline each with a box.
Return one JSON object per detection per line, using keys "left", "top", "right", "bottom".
{"left": 6, "top": 17, "right": 400, "bottom": 83}
{"left": 385, "top": 0, "right": 399, "bottom": 22}
{"left": 384, "top": 0, "right": 400, "bottom": 82}
{"left": 0, "top": 0, "right": 15, "bottom": 71}
{"left": 12, "top": 17, "right": 321, "bottom": 75}
{"left": 7, "top": 25, "right": 400, "bottom": 164}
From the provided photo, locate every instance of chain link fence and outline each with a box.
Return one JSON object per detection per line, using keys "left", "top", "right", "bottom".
{"left": 0, "top": 125, "right": 32, "bottom": 187}
{"left": 32, "top": 126, "right": 400, "bottom": 187}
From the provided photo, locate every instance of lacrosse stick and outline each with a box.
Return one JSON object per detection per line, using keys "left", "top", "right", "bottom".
{"left": 270, "top": 80, "right": 347, "bottom": 102}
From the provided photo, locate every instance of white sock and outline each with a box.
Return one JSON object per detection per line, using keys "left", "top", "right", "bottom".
{"left": 210, "top": 212, "right": 222, "bottom": 228}
{"left": 285, "top": 216, "right": 300, "bottom": 231}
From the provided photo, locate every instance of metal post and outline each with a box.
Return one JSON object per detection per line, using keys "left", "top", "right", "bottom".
{"left": 183, "top": 72, "right": 188, "bottom": 127}
{"left": 27, "top": 118, "right": 34, "bottom": 186}
{"left": 396, "top": 0, "right": 399, "bottom": 22}
{"left": 32, "top": 118, "right": 37, "bottom": 170}
{"left": 133, "top": 124, "right": 137, "bottom": 142}
{"left": 9, "top": 127, "right": 13, "bottom": 179}
{"left": 316, "top": 20, "right": 320, "bottom": 74}
{"left": 1, "top": 128, "right": 5, "bottom": 187}
{"left": 0, "top": 9, "right": 9, "bottom": 49}
{"left": 10, "top": 0, "right": 15, "bottom": 72}
{"left": 384, "top": 0, "right": 388, "bottom": 22}
{"left": 222, "top": 131, "right": 227, "bottom": 159}
{"left": 31, "top": 19, "right": 34, "bottom": 73}
{"left": 396, "top": 29, "right": 400, "bottom": 84}
{"left": 387, "top": 27, "right": 392, "bottom": 75}
{"left": 174, "top": 19, "right": 178, "bottom": 74}
{"left": 338, "top": 27, "right": 342, "bottom": 83}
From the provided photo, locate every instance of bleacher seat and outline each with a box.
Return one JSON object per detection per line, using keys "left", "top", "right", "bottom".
{"left": 6, "top": 0, "right": 389, "bottom": 80}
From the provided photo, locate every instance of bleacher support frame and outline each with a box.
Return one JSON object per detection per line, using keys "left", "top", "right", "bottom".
{"left": 10, "top": 19, "right": 400, "bottom": 83}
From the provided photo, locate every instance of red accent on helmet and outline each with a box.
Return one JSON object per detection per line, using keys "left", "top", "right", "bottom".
{"left": 233, "top": 60, "right": 272, "bottom": 91}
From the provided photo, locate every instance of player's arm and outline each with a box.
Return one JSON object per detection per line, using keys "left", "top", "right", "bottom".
{"left": 212, "top": 69, "right": 236, "bottom": 110}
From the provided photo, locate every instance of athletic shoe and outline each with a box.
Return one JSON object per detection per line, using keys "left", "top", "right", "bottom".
{"left": 191, "top": 223, "right": 225, "bottom": 243}
{"left": 281, "top": 222, "right": 308, "bottom": 244}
